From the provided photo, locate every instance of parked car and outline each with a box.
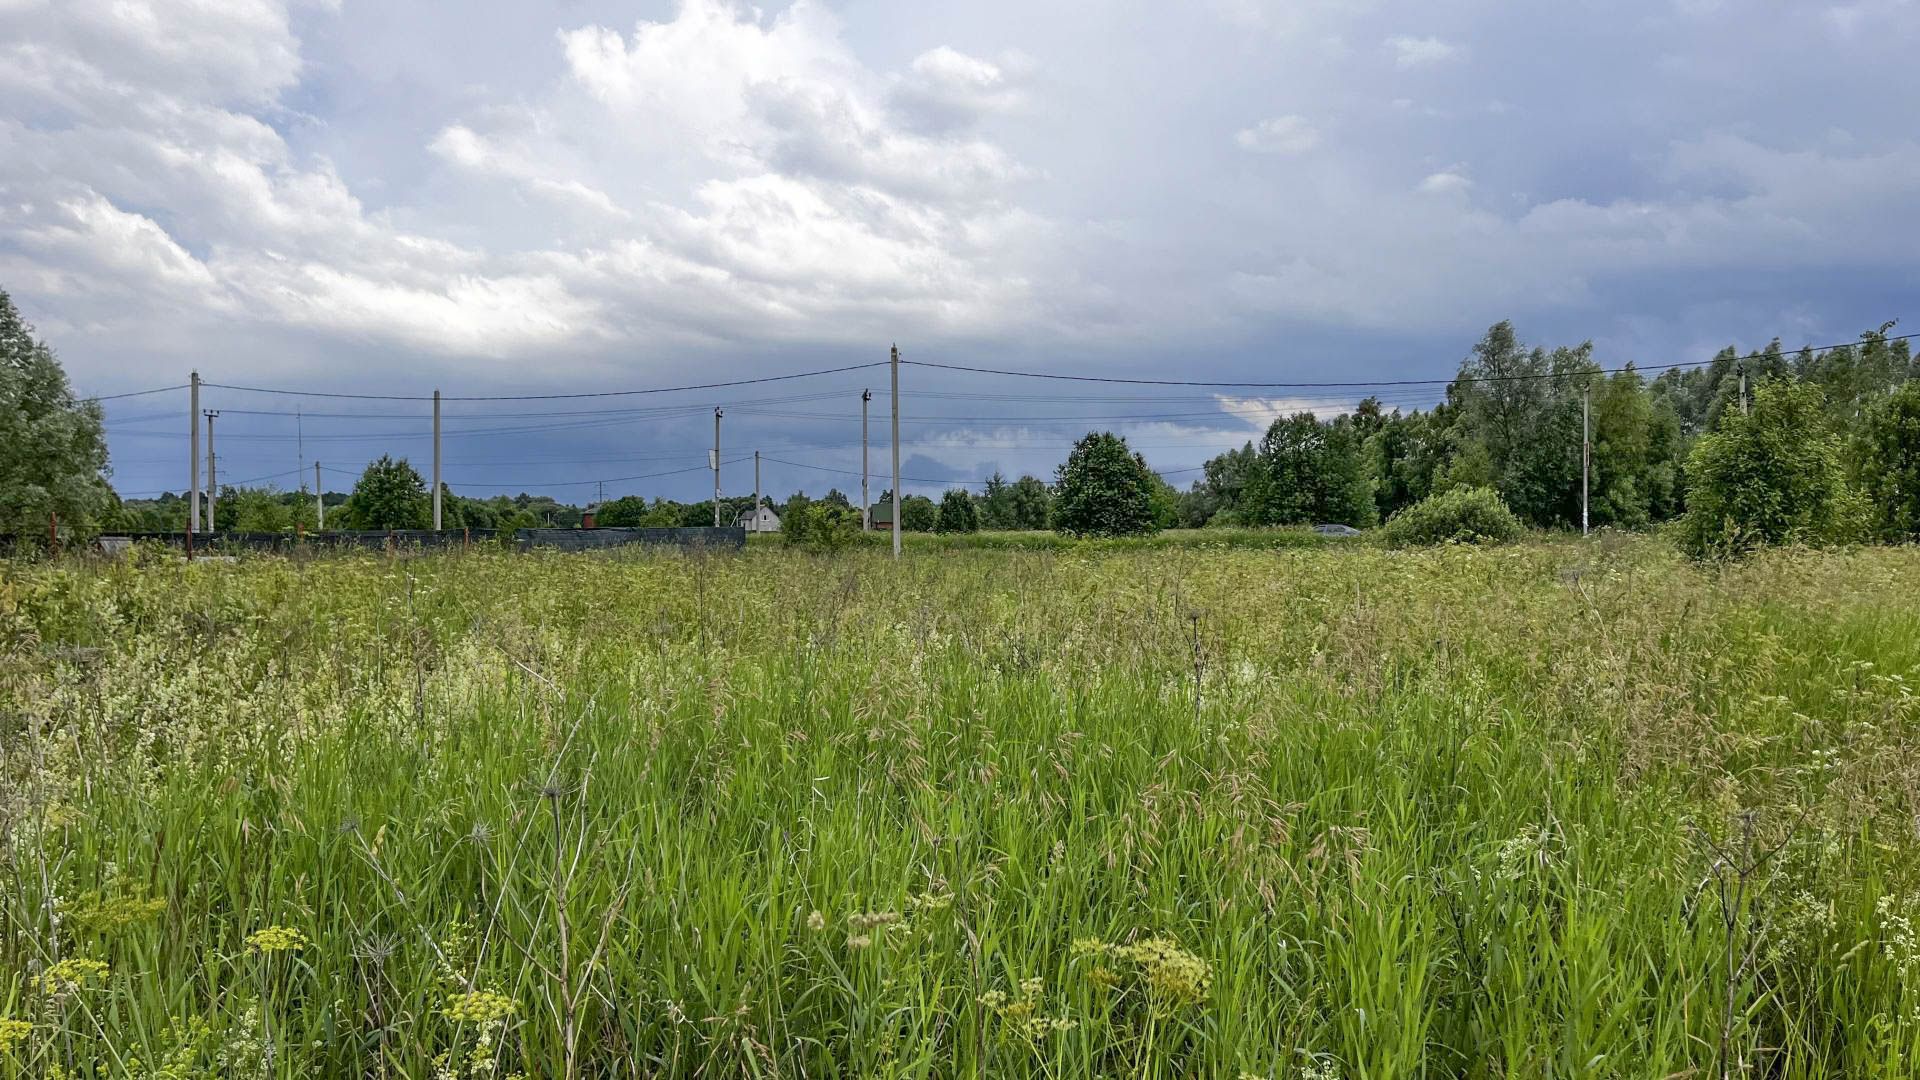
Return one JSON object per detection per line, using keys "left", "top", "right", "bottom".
{"left": 1313, "top": 523, "right": 1362, "bottom": 537}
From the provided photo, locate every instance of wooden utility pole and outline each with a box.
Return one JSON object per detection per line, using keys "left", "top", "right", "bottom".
{"left": 189, "top": 371, "right": 201, "bottom": 532}
{"left": 204, "top": 410, "right": 220, "bottom": 532}
{"left": 861, "top": 388, "right": 871, "bottom": 531}
{"left": 713, "top": 408, "right": 724, "bottom": 527}
{"left": 890, "top": 345, "right": 901, "bottom": 559}
{"left": 432, "top": 389, "right": 443, "bottom": 530}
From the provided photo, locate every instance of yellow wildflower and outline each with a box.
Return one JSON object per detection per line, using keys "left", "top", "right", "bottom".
{"left": 0, "top": 1018, "right": 31, "bottom": 1054}
{"left": 444, "top": 990, "right": 517, "bottom": 1025}
{"left": 246, "top": 926, "right": 309, "bottom": 954}
{"left": 1114, "top": 936, "right": 1212, "bottom": 1007}
{"left": 31, "top": 958, "right": 108, "bottom": 995}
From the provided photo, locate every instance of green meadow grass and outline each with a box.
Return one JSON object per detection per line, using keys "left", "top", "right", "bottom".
{"left": 3, "top": 538, "right": 1919, "bottom": 1078}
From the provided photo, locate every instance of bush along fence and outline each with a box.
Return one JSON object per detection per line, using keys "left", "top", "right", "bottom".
{"left": 1, "top": 526, "right": 748, "bottom": 556}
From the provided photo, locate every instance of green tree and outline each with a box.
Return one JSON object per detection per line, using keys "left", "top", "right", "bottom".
{"left": 594, "top": 495, "right": 651, "bottom": 527}
{"left": 343, "top": 455, "right": 431, "bottom": 530}
{"left": 1189, "top": 441, "right": 1259, "bottom": 526}
{"left": 1445, "top": 322, "right": 1593, "bottom": 527}
{"left": 1585, "top": 368, "right": 1684, "bottom": 529}
{"left": 1679, "top": 380, "right": 1864, "bottom": 558}
{"left": 935, "top": 489, "right": 979, "bottom": 533}
{"left": 1800, "top": 323, "right": 1910, "bottom": 424}
{"left": 1007, "top": 475, "right": 1052, "bottom": 530}
{"left": 1053, "top": 432, "right": 1157, "bottom": 537}
{"left": 900, "top": 494, "right": 938, "bottom": 532}
{"left": 0, "top": 290, "right": 112, "bottom": 538}
{"left": 1246, "top": 412, "right": 1375, "bottom": 527}
{"left": 977, "top": 472, "right": 1015, "bottom": 529}
{"left": 227, "top": 487, "right": 295, "bottom": 532}
{"left": 1852, "top": 381, "right": 1920, "bottom": 541}
{"left": 1366, "top": 407, "right": 1451, "bottom": 521}
{"left": 782, "top": 501, "right": 860, "bottom": 552}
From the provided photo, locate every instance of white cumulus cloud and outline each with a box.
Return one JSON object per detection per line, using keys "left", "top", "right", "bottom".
{"left": 1235, "top": 115, "right": 1321, "bottom": 154}
{"left": 1385, "top": 34, "right": 1460, "bottom": 68}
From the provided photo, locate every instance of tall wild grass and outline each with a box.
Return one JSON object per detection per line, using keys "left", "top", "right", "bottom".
{"left": 1, "top": 539, "right": 1918, "bottom": 1077}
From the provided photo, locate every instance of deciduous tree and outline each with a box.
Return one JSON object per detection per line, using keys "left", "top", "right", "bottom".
{"left": 344, "top": 455, "right": 431, "bottom": 530}
{"left": 1053, "top": 432, "right": 1157, "bottom": 537}
{"left": 0, "top": 290, "right": 112, "bottom": 537}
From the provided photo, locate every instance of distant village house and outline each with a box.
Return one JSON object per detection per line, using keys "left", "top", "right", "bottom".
{"left": 735, "top": 500, "right": 781, "bottom": 532}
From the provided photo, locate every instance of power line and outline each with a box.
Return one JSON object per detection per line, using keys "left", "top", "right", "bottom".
{"left": 758, "top": 454, "right": 1207, "bottom": 487}
{"left": 321, "top": 456, "right": 754, "bottom": 491}
{"left": 902, "top": 331, "right": 1919, "bottom": 389}
{"left": 204, "top": 466, "right": 307, "bottom": 489}
{"left": 202, "top": 362, "right": 887, "bottom": 402}
{"left": 197, "top": 389, "right": 855, "bottom": 421}
{"left": 760, "top": 455, "right": 991, "bottom": 487}
{"left": 81, "top": 383, "right": 189, "bottom": 402}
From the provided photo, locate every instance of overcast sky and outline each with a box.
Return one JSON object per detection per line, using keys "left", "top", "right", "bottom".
{"left": 3, "top": 0, "right": 1916, "bottom": 502}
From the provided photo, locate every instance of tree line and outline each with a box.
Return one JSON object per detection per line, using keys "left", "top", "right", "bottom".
{"left": 6, "top": 283, "right": 1917, "bottom": 556}
{"left": 1159, "top": 320, "right": 1918, "bottom": 554}
{"left": 1172, "top": 321, "right": 1912, "bottom": 532}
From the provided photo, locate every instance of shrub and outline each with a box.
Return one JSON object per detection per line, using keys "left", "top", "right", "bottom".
{"left": 1379, "top": 486, "right": 1524, "bottom": 547}
{"left": 1053, "top": 432, "right": 1158, "bottom": 538}
{"left": 1679, "top": 380, "right": 1865, "bottom": 558}
{"left": 782, "top": 502, "right": 860, "bottom": 552}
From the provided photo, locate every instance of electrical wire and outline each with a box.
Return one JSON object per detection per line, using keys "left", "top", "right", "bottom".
{"left": 757, "top": 455, "right": 995, "bottom": 487}
{"left": 81, "top": 383, "right": 189, "bottom": 402}
{"left": 203, "top": 362, "right": 887, "bottom": 401}
{"left": 902, "top": 331, "right": 1919, "bottom": 389}
{"left": 322, "top": 457, "right": 753, "bottom": 491}
{"left": 757, "top": 454, "right": 1206, "bottom": 487}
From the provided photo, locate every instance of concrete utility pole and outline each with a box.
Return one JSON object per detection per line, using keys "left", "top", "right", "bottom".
{"left": 754, "top": 450, "right": 762, "bottom": 532}
{"left": 861, "top": 388, "right": 871, "bottom": 531}
{"left": 204, "top": 410, "right": 219, "bottom": 532}
{"left": 189, "top": 371, "right": 201, "bottom": 532}
{"left": 713, "top": 408, "right": 724, "bottom": 527}
{"left": 1738, "top": 362, "right": 1749, "bottom": 416}
{"left": 1581, "top": 382, "right": 1591, "bottom": 538}
{"left": 315, "top": 461, "right": 324, "bottom": 530}
{"left": 432, "top": 389, "right": 443, "bottom": 530}
{"left": 890, "top": 344, "right": 901, "bottom": 559}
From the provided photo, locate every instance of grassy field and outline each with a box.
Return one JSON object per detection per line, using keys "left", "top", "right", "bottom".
{"left": 3, "top": 538, "right": 1919, "bottom": 1078}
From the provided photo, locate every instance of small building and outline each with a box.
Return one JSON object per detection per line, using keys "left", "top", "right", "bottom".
{"left": 735, "top": 501, "right": 781, "bottom": 533}
{"left": 867, "top": 499, "right": 893, "bottom": 530}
